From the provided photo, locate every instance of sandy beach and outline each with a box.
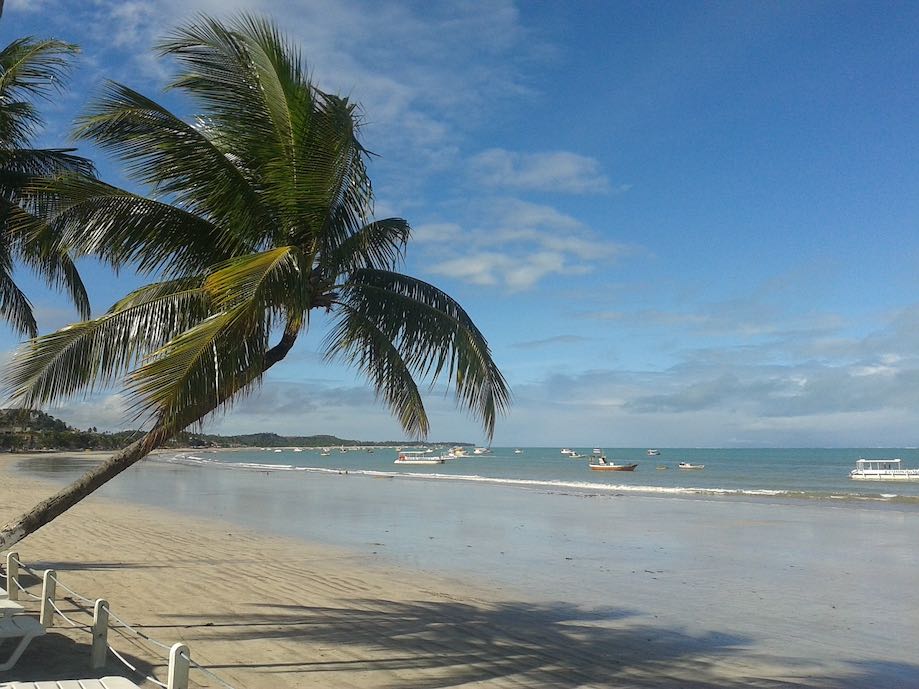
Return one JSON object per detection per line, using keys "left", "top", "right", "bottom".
{"left": 2, "top": 452, "right": 918, "bottom": 688}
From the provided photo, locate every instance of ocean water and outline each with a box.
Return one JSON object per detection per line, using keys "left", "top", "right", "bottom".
{"left": 163, "top": 446, "right": 919, "bottom": 507}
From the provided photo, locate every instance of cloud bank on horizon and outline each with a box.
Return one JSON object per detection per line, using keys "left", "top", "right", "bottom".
{"left": 2, "top": 1, "right": 919, "bottom": 447}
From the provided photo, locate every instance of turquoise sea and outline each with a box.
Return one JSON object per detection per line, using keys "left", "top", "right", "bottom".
{"left": 162, "top": 446, "right": 919, "bottom": 507}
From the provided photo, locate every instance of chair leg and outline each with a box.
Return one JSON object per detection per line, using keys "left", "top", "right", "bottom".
{"left": 0, "top": 631, "right": 39, "bottom": 671}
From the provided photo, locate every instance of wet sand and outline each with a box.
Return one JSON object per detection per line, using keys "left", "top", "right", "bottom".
{"left": 1, "top": 452, "right": 918, "bottom": 688}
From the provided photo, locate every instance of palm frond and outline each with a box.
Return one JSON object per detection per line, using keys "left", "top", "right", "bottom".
{"left": 203, "top": 245, "right": 301, "bottom": 312}
{"left": 128, "top": 248, "right": 304, "bottom": 429}
{"left": 331, "top": 270, "right": 510, "bottom": 438}
{"left": 1, "top": 197, "right": 91, "bottom": 321}
{"left": 0, "top": 38, "right": 79, "bottom": 148}
{"left": 325, "top": 302, "right": 429, "bottom": 436}
{"left": 126, "top": 306, "right": 270, "bottom": 430}
{"left": 1, "top": 281, "right": 211, "bottom": 408}
{"left": 323, "top": 217, "right": 410, "bottom": 275}
{"left": 73, "top": 82, "right": 270, "bottom": 246}
{"left": 0, "top": 266, "right": 37, "bottom": 337}
{"left": 0, "top": 149, "right": 95, "bottom": 189}
{"left": 0, "top": 37, "right": 78, "bottom": 100}
{"left": 311, "top": 94, "right": 374, "bottom": 254}
{"left": 23, "top": 174, "right": 242, "bottom": 275}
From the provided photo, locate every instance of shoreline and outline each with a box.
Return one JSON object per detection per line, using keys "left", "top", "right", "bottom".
{"left": 2, "top": 452, "right": 919, "bottom": 688}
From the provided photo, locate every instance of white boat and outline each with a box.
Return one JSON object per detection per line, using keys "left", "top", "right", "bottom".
{"left": 514, "top": 448, "right": 523, "bottom": 454}
{"left": 473, "top": 447, "right": 492, "bottom": 455}
{"left": 850, "top": 458, "right": 919, "bottom": 481}
{"left": 647, "top": 449, "right": 660, "bottom": 456}
{"left": 293, "top": 447, "right": 303, "bottom": 452}
{"left": 568, "top": 452, "right": 584, "bottom": 459}
{"left": 273, "top": 449, "right": 283, "bottom": 453}
{"left": 678, "top": 462, "right": 704, "bottom": 470}
{"left": 560, "top": 448, "right": 574, "bottom": 455}
{"left": 589, "top": 457, "right": 637, "bottom": 471}
{"left": 320, "top": 450, "right": 331, "bottom": 456}
{"left": 394, "top": 450, "right": 445, "bottom": 465}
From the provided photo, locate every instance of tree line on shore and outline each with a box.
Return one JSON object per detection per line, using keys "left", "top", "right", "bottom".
{"left": 0, "top": 409, "right": 467, "bottom": 452}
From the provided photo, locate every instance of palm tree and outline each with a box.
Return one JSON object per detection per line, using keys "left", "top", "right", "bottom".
{"left": 0, "top": 15, "right": 508, "bottom": 550}
{"left": 0, "top": 36, "right": 93, "bottom": 337}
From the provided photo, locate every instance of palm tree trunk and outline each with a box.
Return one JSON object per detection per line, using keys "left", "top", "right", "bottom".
{"left": 0, "top": 324, "right": 298, "bottom": 551}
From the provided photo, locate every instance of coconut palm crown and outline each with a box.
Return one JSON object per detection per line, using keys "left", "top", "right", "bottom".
{"left": 5, "top": 15, "right": 509, "bottom": 443}
{"left": 0, "top": 36, "right": 93, "bottom": 337}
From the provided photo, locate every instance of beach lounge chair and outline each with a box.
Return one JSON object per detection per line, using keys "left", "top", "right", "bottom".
{"left": 0, "top": 599, "right": 45, "bottom": 672}
{"left": 1, "top": 679, "right": 140, "bottom": 688}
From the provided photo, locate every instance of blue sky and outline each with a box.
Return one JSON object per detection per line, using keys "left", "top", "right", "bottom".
{"left": 3, "top": 1, "right": 919, "bottom": 447}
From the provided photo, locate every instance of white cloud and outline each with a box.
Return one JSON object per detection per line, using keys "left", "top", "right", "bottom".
{"left": 469, "top": 148, "right": 614, "bottom": 194}
{"left": 429, "top": 248, "right": 589, "bottom": 292}
{"left": 416, "top": 197, "right": 628, "bottom": 290}
{"left": 412, "top": 222, "right": 463, "bottom": 243}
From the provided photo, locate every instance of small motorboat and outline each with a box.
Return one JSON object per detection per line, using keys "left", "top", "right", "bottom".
{"left": 514, "top": 448, "right": 523, "bottom": 454}
{"left": 656, "top": 465, "right": 668, "bottom": 470}
{"left": 678, "top": 462, "right": 704, "bottom": 470}
{"left": 589, "top": 457, "right": 638, "bottom": 471}
{"left": 647, "top": 449, "right": 660, "bottom": 456}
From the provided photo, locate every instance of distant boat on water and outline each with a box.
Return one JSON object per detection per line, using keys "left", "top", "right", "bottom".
{"left": 647, "top": 449, "right": 660, "bottom": 456}
{"left": 850, "top": 458, "right": 919, "bottom": 481}
{"left": 395, "top": 450, "right": 445, "bottom": 465}
{"left": 678, "top": 462, "right": 704, "bottom": 470}
{"left": 514, "top": 448, "right": 523, "bottom": 454}
{"left": 589, "top": 456, "right": 638, "bottom": 471}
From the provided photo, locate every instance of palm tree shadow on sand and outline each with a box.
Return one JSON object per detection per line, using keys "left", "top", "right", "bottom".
{"left": 149, "top": 598, "right": 918, "bottom": 689}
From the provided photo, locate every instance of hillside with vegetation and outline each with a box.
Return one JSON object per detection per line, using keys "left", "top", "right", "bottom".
{"left": 0, "top": 409, "right": 468, "bottom": 452}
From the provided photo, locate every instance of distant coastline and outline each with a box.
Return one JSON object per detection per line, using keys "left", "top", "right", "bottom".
{"left": 0, "top": 407, "right": 471, "bottom": 452}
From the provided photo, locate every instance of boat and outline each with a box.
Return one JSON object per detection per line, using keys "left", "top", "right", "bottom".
{"left": 656, "top": 465, "right": 668, "bottom": 470}
{"left": 647, "top": 449, "right": 660, "bottom": 456}
{"left": 678, "top": 462, "right": 704, "bottom": 470}
{"left": 589, "top": 457, "right": 638, "bottom": 471}
{"left": 319, "top": 450, "right": 331, "bottom": 456}
{"left": 568, "top": 452, "right": 584, "bottom": 459}
{"left": 850, "top": 458, "right": 919, "bottom": 481}
{"left": 394, "top": 450, "right": 445, "bottom": 465}
{"left": 560, "top": 448, "right": 574, "bottom": 455}
{"left": 273, "top": 449, "right": 283, "bottom": 453}
{"left": 514, "top": 448, "right": 523, "bottom": 454}
{"left": 293, "top": 447, "right": 303, "bottom": 452}
{"left": 473, "top": 447, "right": 492, "bottom": 455}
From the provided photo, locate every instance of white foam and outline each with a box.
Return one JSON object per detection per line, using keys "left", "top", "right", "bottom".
{"left": 152, "top": 455, "right": 919, "bottom": 505}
